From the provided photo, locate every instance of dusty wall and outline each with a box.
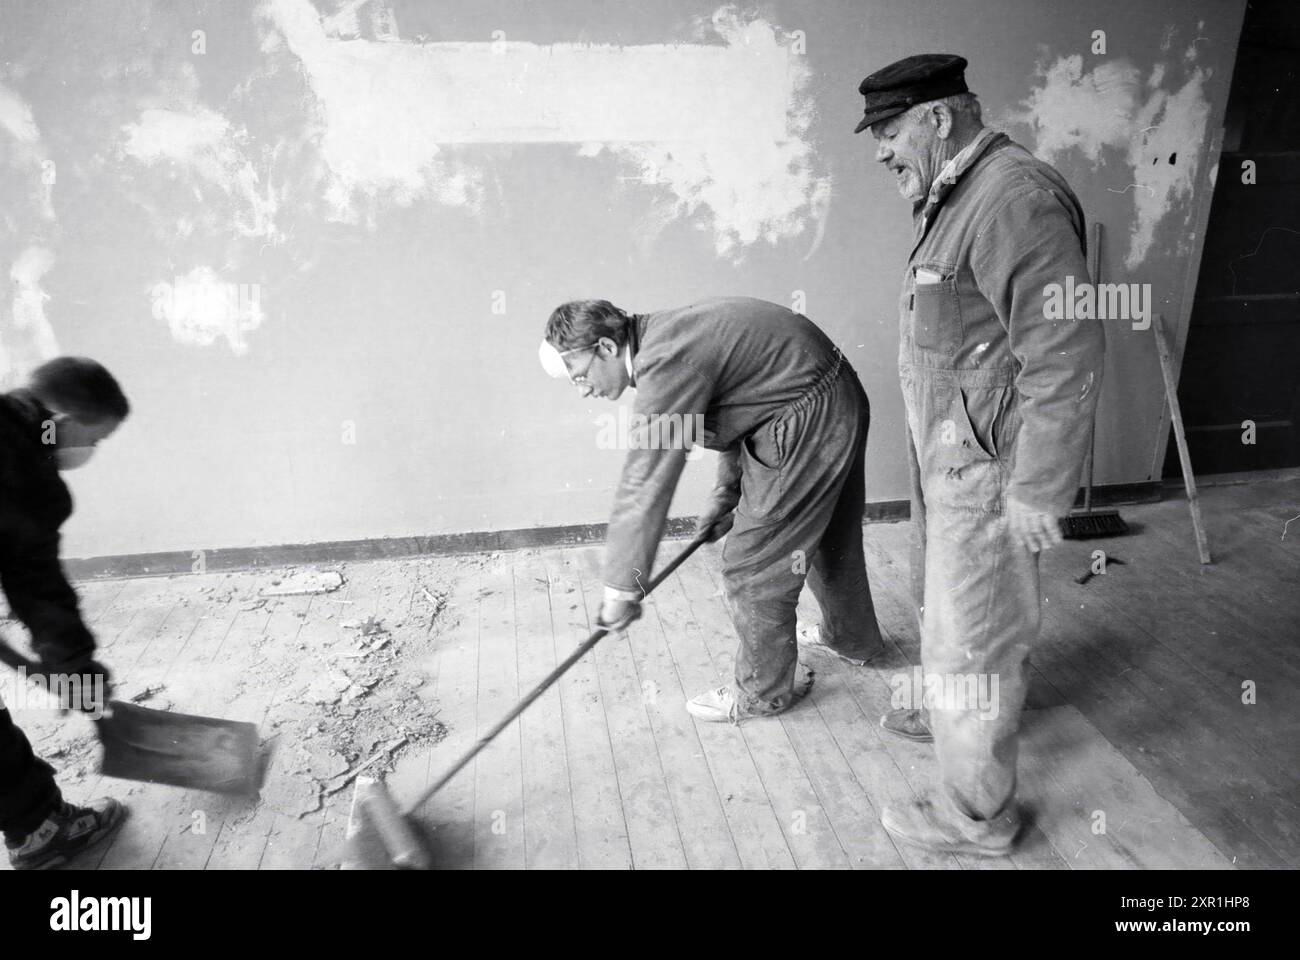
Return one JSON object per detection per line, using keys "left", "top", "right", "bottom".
{"left": 0, "top": 0, "right": 1245, "bottom": 558}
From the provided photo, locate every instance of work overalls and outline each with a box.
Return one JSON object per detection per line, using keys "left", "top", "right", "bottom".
{"left": 723, "top": 352, "right": 882, "bottom": 714}
{"left": 899, "top": 130, "right": 1105, "bottom": 838}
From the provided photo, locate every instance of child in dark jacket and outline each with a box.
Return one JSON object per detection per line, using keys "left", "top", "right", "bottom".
{"left": 0, "top": 357, "right": 128, "bottom": 870}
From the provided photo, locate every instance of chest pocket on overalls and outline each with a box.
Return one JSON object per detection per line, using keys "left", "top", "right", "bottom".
{"left": 909, "top": 263, "right": 960, "bottom": 356}
{"left": 737, "top": 418, "right": 786, "bottom": 522}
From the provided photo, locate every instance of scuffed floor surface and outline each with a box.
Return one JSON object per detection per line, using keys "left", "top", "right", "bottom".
{"left": 1, "top": 476, "right": 1297, "bottom": 869}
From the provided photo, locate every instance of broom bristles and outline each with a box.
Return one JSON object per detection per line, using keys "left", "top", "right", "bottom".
{"left": 1060, "top": 510, "right": 1129, "bottom": 539}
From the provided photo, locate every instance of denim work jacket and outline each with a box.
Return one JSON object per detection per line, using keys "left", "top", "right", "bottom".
{"left": 899, "top": 129, "right": 1106, "bottom": 517}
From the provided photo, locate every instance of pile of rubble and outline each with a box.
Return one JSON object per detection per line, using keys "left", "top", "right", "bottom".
{"left": 250, "top": 566, "right": 454, "bottom": 819}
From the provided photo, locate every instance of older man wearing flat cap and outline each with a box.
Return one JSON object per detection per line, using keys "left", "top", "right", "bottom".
{"left": 855, "top": 54, "right": 1105, "bottom": 855}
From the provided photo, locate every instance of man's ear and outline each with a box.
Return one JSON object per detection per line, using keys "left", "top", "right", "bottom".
{"left": 932, "top": 103, "right": 955, "bottom": 140}
{"left": 597, "top": 336, "right": 619, "bottom": 357}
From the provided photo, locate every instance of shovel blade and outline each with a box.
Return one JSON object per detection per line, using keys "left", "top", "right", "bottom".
{"left": 96, "top": 700, "right": 264, "bottom": 796}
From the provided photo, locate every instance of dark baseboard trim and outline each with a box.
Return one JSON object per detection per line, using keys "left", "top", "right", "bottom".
{"left": 65, "top": 516, "right": 705, "bottom": 582}
{"left": 62, "top": 482, "right": 1163, "bottom": 582}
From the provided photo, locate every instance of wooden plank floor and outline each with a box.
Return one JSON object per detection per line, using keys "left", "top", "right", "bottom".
{"left": 1, "top": 476, "right": 1295, "bottom": 869}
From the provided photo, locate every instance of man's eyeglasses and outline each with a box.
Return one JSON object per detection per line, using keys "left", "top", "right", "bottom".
{"left": 557, "top": 345, "right": 599, "bottom": 387}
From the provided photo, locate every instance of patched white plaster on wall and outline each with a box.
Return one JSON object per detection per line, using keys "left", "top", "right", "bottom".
{"left": 318, "top": 0, "right": 399, "bottom": 41}
{"left": 1, "top": 80, "right": 58, "bottom": 384}
{"left": 0, "top": 81, "right": 54, "bottom": 224}
{"left": 149, "top": 266, "right": 264, "bottom": 355}
{"left": 0, "top": 82, "right": 41, "bottom": 144}
{"left": 1, "top": 246, "right": 59, "bottom": 383}
{"left": 123, "top": 106, "right": 229, "bottom": 165}
{"left": 1006, "top": 43, "right": 1213, "bottom": 270}
{"left": 1127, "top": 68, "right": 1212, "bottom": 271}
{"left": 121, "top": 105, "right": 282, "bottom": 243}
{"left": 265, "top": 0, "right": 828, "bottom": 258}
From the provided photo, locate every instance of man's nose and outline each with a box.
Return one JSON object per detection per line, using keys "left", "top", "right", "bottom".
{"left": 875, "top": 142, "right": 892, "bottom": 164}
{"left": 577, "top": 383, "right": 595, "bottom": 399}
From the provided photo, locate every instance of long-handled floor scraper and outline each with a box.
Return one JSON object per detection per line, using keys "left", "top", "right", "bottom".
{"left": 346, "top": 530, "right": 712, "bottom": 869}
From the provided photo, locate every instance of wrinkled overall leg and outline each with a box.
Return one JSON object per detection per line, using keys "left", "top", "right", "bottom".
{"left": 722, "top": 517, "right": 803, "bottom": 714}
{"left": 805, "top": 384, "right": 884, "bottom": 662}
{"left": 723, "top": 371, "right": 876, "bottom": 714}
{"left": 0, "top": 705, "right": 61, "bottom": 842}
{"left": 905, "top": 426, "right": 927, "bottom": 634}
{"left": 922, "top": 504, "right": 1040, "bottom": 841}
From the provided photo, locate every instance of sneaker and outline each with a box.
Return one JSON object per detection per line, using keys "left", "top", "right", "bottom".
{"left": 6, "top": 798, "right": 128, "bottom": 871}
{"left": 686, "top": 684, "right": 795, "bottom": 723}
{"left": 880, "top": 707, "right": 933, "bottom": 742}
{"left": 796, "top": 623, "right": 876, "bottom": 667}
{"left": 686, "top": 685, "right": 741, "bottom": 723}
{"left": 881, "top": 796, "right": 1018, "bottom": 858}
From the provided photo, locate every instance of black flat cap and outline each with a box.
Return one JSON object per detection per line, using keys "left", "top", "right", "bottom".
{"left": 854, "top": 53, "right": 968, "bottom": 133}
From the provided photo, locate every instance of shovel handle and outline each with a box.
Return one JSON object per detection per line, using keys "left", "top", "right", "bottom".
{"left": 0, "top": 636, "right": 38, "bottom": 673}
{"left": 0, "top": 635, "right": 108, "bottom": 718}
{"left": 0, "top": 638, "right": 75, "bottom": 717}
{"left": 405, "top": 530, "right": 712, "bottom": 815}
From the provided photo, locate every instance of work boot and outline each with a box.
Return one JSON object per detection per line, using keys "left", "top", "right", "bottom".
{"left": 880, "top": 707, "right": 933, "bottom": 742}
{"left": 6, "top": 798, "right": 128, "bottom": 871}
{"left": 881, "top": 796, "right": 1019, "bottom": 858}
{"left": 796, "top": 623, "right": 877, "bottom": 667}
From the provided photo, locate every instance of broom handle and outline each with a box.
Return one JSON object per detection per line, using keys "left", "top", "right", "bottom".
{"left": 1082, "top": 221, "right": 1102, "bottom": 514}
{"left": 405, "top": 530, "right": 712, "bottom": 815}
{"left": 1084, "top": 418, "right": 1096, "bottom": 514}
